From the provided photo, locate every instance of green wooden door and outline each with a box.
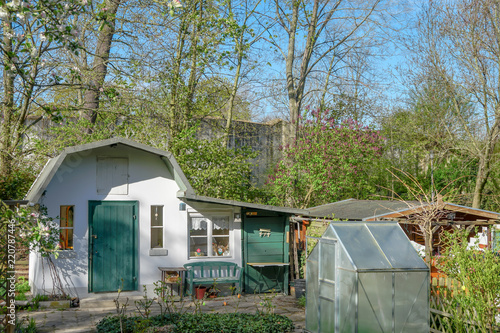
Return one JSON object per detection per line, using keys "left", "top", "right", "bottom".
{"left": 89, "top": 201, "right": 138, "bottom": 292}
{"left": 243, "top": 211, "right": 289, "bottom": 293}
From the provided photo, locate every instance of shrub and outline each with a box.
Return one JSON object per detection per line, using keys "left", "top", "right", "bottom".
{"left": 96, "top": 313, "right": 295, "bottom": 333}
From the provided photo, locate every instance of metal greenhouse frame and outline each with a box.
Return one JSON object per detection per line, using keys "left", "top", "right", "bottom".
{"left": 305, "top": 222, "right": 429, "bottom": 333}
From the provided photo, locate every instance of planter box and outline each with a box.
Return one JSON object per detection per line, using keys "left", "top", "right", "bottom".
{"left": 39, "top": 300, "right": 71, "bottom": 309}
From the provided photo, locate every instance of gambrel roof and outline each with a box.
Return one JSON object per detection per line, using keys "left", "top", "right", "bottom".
{"left": 26, "top": 137, "right": 308, "bottom": 215}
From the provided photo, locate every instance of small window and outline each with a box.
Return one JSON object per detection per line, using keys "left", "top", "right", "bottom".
{"left": 60, "top": 206, "right": 74, "bottom": 250}
{"left": 189, "top": 214, "right": 231, "bottom": 257}
{"left": 151, "top": 206, "right": 163, "bottom": 248}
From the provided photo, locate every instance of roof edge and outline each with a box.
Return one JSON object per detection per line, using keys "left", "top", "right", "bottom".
{"left": 180, "top": 192, "right": 309, "bottom": 215}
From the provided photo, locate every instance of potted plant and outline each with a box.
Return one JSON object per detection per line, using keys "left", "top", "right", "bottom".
{"left": 207, "top": 278, "right": 220, "bottom": 298}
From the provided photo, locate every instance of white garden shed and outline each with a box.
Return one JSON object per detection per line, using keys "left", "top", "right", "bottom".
{"left": 25, "top": 138, "right": 305, "bottom": 298}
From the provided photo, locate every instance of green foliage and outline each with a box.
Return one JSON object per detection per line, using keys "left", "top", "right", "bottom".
{"left": 32, "top": 117, "right": 118, "bottom": 158}
{"left": 0, "top": 165, "right": 37, "bottom": 200}
{"left": 268, "top": 108, "right": 383, "bottom": 208}
{"left": 169, "top": 125, "right": 263, "bottom": 201}
{"left": 96, "top": 312, "right": 295, "bottom": 333}
{"left": 15, "top": 277, "right": 30, "bottom": 301}
{"left": 437, "top": 228, "right": 500, "bottom": 331}
{"left": 297, "top": 295, "right": 306, "bottom": 308}
{"left": 15, "top": 316, "right": 37, "bottom": 333}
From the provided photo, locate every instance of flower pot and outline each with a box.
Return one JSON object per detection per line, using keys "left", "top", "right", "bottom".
{"left": 195, "top": 286, "right": 207, "bottom": 299}
{"left": 294, "top": 279, "right": 306, "bottom": 299}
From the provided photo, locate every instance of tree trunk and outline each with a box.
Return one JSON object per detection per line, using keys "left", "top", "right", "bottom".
{"left": 419, "top": 223, "right": 433, "bottom": 268}
{"left": 472, "top": 156, "right": 490, "bottom": 208}
{"left": 223, "top": 59, "right": 241, "bottom": 148}
{"left": 284, "top": 0, "right": 299, "bottom": 143}
{"left": 81, "top": 0, "right": 121, "bottom": 133}
{"left": 0, "top": 17, "right": 15, "bottom": 178}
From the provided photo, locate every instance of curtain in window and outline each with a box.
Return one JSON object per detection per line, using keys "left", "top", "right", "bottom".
{"left": 191, "top": 217, "right": 208, "bottom": 230}
{"left": 213, "top": 216, "right": 229, "bottom": 230}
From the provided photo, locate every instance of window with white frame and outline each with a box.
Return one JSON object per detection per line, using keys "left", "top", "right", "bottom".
{"left": 189, "top": 214, "right": 231, "bottom": 257}
{"left": 151, "top": 205, "right": 163, "bottom": 248}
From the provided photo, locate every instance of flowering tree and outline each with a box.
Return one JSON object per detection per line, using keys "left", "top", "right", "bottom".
{"left": 14, "top": 206, "right": 65, "bottom": 297}
{"left": 267, "top": 108, "right": 384, "bottom": 208}
{"left": 0, "top": 0, "right": 86, "bottom": 187}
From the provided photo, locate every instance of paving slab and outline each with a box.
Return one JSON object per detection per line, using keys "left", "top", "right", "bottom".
{"left": 17, "top": 294, "right": 305, "bottom": 332}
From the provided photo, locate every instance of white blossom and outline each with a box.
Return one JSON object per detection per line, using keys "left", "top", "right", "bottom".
{"left": 0, "top": 8, "right": 9, "bottom": 19}
{"left": 6, "top": 0, "right": 20, "bottom": 8}
{"left": 40, "top": 33, "right": 47, "bottom": 41}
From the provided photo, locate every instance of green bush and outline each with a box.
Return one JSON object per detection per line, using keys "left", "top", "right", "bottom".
{"left": 297, "top": 295, "right": 306, "bottom": 308}
{"left": 96, "top": 313, "right": 295, "bottom": 333}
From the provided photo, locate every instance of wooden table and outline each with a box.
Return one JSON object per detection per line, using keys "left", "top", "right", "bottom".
{"left": 247, "top": 262, "right": 289, "bottom": 294}
{"left": 158, "top": 267, "right": 187, "bottom": 300}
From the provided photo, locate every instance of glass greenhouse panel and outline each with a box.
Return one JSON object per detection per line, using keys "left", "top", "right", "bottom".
{"left": 319, "top": 280, "right": 335, "bottom": 301}
{"left": 358, "top": 272, "right": 393, "bottom": 333}
{"left": 394, "top": 272, "right": 429, "bottom": 332}
{"left": 333, "top": 224, "right": 392, "bottom": 270}
{"left": 367, "top": 224, "right": 428, "bottom": 269}
{"left": 339, "top": 244, "right": 354, "bottom": 271}
{"left": 338, "top": 269, "right": 356, "bottom": 333}
{"left": 306, "top": 241, "right": 320, "bottom": 332}
{"left": 320, "top": 240, "right": 336, "bottom": 281}
{"left": 319, "top": 298, "right": 335, "bottom": 333}
{"left": 322, "top": 225, "right": 337, "bottom": 239}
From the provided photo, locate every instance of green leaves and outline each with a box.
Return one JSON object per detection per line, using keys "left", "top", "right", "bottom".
{"left": 438, "top": 228, "right": 500, "bottom": 331}
{"left": 267, "top": 108, "right": 383, "bottom": 208}
{"left": 169, "top": 125, "right": 262, "bottom": 201}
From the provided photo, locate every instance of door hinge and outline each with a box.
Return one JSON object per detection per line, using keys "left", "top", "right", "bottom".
{"left": 133, "top": 215, "right": 137, "bottom": 219}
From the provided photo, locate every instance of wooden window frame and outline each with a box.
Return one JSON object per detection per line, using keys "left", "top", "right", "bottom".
{"left": 59, "top": 205, "right": 74, "bottom": 250}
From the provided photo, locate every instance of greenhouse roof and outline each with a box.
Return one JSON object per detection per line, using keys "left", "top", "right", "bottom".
{"left": 324, "top": 222, "right": 428, "bottom": 272}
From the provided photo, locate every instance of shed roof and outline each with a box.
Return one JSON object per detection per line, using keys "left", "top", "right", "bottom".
{"left": 308, "top": 198, "right": 420, "bottom": 220}
{"left": 308, "top": 198, "right": 500, "bottom": 224}
{"left": 25, "top": 137, "right": 307, "bottom": 215}
{"left": 25, "top": 137, "right": 196, "bottom": 203}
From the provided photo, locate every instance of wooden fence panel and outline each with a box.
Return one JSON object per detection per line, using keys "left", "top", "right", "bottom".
{"left": 430, "top": 284, "right": 499, "bottom": 333}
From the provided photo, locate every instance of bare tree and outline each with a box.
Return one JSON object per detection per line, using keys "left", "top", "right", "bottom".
{"left": 409, "top": 0, "right": 500, "bottom": 208}
{"left": 264, "top": 0, "right": 383, "bottom": 140}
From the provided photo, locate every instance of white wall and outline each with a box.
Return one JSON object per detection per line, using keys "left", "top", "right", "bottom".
{"left": 29, "top": 145, "right": 242, "bottom": 298}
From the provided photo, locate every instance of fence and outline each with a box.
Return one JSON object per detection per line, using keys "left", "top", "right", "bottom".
{"left": 430, "top": 278, "right": 499, "bottom": 333}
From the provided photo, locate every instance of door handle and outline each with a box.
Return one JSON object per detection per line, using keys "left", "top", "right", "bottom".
{"left": 92, "top": 234, "right": 98, "bottom": 239}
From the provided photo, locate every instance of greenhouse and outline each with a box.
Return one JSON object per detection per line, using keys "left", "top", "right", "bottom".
{"left": 305, "top": 222, "right": 429, "bottom": 333}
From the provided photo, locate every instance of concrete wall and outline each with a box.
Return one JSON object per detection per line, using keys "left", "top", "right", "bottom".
{"left": 198, "top": 118, "right": 289, "bottom": 185}
{"left": 29, "top": 144, "right": 241, "bottom": 299}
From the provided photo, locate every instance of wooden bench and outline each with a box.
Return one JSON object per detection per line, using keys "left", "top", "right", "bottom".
{"left": 183, "top": 261, "right": 243, "bottom": 297}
